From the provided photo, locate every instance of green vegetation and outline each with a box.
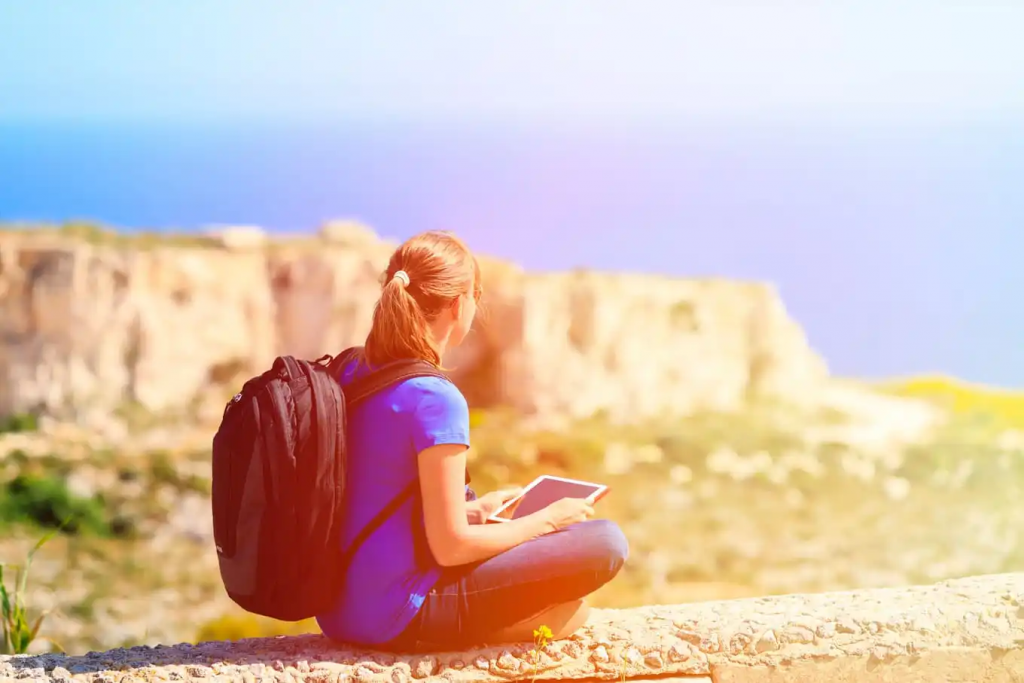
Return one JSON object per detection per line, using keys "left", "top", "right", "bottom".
{"left": 1, "top": 529, "right": 61, "bottom": 654}
{"left": 0, "top": 474, "right": 110, "bottom": 537}
{"left": 1, "top": 446, "right": 214, "bottom": 543}
{"left": 0, "top": 413, "right": 38, "bottom": 434}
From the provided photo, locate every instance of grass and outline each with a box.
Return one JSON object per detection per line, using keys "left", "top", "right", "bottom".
{"left": 1, "top": 528, "right": 62, "bottom": 654}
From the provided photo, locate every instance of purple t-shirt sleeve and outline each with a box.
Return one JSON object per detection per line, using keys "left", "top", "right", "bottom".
{"left": 406, "top": 377, "right": 471, "bottom": 453}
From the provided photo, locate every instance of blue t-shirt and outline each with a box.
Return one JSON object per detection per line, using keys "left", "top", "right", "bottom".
{"left": 315, "top": 358, "right": 470, "bottom": 645}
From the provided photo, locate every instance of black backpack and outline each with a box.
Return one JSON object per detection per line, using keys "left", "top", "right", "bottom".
{"left": 211, "top": 346, "right": 449, "bottom": 622}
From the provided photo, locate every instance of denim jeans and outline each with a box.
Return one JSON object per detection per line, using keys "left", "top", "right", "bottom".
{"left": 386, "top": 519, "right": 629, "bottom": 652}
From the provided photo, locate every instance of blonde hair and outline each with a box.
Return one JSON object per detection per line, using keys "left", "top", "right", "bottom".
{"left": 363, "top": 230, "right": 482, "bottom": 367}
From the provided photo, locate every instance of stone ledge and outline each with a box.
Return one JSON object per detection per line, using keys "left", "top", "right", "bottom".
{"left": 2, "top": 573, "right": 1022, "bottom": 683}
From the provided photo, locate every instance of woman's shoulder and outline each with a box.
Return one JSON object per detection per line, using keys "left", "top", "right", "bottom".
{"left": 394, "top": 375, "right": 467, "bottom": 412}
{"left": 341, "top": 361, "right": 469, "bottom": 447}
{"left": 395, "top": 376, "right": 470, "bottom": 446}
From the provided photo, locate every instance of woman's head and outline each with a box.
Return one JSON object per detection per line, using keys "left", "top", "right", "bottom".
{"left": 363, "top": 230, "right": 482, "bottom": 367}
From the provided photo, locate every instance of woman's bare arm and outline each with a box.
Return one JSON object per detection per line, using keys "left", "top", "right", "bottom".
{"left": 418, "top": 443, "right": 549, "bottom": 566}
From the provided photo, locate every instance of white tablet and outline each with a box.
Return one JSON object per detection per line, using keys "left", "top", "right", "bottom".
{"left": 486, "top": 475, "right": 609, "bottom": 523}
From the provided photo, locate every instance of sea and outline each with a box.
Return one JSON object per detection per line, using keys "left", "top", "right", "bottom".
{"left": 1, "top": 117, "right": 1021, "bottom": 387}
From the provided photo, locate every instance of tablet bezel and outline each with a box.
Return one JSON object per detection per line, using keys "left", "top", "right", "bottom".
{"left": 485, "top": 474, "right": 609, "bottom": 523}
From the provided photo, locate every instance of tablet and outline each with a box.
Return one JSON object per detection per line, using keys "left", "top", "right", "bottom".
{"left": 486, "top": 475, "right": 609, "bottom": 523}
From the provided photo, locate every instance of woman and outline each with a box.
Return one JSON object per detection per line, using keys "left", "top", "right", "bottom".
{"left": 315, "top": 230, "right": 628, "bottom": 652}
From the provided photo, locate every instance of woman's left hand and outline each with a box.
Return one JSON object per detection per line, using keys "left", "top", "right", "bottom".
{"left": 467, "top": 487, "right": 523, "bottom": 524}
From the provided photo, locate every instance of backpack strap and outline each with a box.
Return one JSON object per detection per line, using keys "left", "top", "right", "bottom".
{"left": 344, "top": 357, "right": 450, "bottom": 408}
{"left": 341, "top": 478, "right": 420, "bottom": 568}
{"left": 323, "top": 347, "right": 362, "bottom": 381}
{"left": 333, "top": 348, "right": 453, "bottom": 567}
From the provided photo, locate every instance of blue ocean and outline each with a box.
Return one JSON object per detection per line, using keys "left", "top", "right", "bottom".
{"left": 1, "top": 119, "right": 1021, "bottom": 386}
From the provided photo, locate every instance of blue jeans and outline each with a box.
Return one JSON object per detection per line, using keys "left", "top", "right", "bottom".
{"left": 386, "top": 519, "right": 628, "bottom": 652}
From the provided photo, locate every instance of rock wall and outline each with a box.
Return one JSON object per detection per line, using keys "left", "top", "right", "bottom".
{"left": 0, "top": 224, "right": 828, "bottom": 427}
{"left": 2, "top": 573, "right": 1021, "bottom": 682}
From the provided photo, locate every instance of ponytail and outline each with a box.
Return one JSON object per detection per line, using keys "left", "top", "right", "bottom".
{"left": 362, "top": 231, "right": 480, "bottom": 368}
{"left": 364, "top": 270, "right": 441, "bottom": 366}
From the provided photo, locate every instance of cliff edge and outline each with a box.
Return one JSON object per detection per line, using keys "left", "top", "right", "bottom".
{"left": 2, "top": 573, "right": 1021, "bottom": 683}
{"left": 0, "top": 223, "right": 828, "bottom": 427}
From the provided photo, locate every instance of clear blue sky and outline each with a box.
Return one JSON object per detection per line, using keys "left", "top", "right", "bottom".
{"left": 2, "top": 0, "right": 1022, "bottom": 126}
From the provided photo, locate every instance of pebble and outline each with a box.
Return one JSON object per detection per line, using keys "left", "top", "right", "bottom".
{"left": 755, "top": 630, "right": 779, "bottom": 653}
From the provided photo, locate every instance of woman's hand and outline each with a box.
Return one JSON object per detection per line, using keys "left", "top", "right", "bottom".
{"left": 539, "top": 497, "right": 595, "bottom": 533}
{"left": 467, "top": 487, "right": 523, "bottom": 524}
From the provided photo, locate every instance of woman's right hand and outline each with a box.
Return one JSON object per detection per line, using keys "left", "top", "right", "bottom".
{"left": 539, "top": 497, "right": 595, "bottom": 533}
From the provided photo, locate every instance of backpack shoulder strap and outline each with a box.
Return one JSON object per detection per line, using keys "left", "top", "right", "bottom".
{"left": 324, "top": 346, "right": 362, "bottom": 380}
{"left": 342, "top": 353, "right": 451, "bottom": 408}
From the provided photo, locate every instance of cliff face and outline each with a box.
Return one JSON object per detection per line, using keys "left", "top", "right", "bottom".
{"left": 0, "top": 225, "right": 828, "bottom": 426}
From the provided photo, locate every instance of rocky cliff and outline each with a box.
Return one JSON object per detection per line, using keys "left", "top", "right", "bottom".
{"left": 0, "top": 222, "right": 829, "bottom": 427}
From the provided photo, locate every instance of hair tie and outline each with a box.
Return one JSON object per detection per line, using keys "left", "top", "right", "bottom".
{"left": 392, "top": 270, "right": 410, "bottom": 287}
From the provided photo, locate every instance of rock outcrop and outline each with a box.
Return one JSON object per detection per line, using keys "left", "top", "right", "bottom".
{"left": 2, "top": 573, "right": 1021, "bottom": 682}
{"left": 0, "top": 224, "right": 829, "bottom": 427}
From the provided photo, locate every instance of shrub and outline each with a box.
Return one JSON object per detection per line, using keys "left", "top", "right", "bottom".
{"left": 0, "top": 474, "right": 111, "bottom": 537}
{"left": 0, "top": 413, "right": 38, "bottom": 434}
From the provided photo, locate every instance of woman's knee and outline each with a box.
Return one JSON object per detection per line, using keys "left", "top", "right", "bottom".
{"left": 574, "top": 518, "right": 629, "bottom": 576}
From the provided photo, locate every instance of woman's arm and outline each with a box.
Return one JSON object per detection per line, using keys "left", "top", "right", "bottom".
{"left": 406, "top": 378, "right": 584, "bottom": 567}
{"left": 419, "top": 443, "right": 550, "bottom": 566}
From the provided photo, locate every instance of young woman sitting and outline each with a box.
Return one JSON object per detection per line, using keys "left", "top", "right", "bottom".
{"left": 315, "top": 230, "right": 629, "bottom": 652}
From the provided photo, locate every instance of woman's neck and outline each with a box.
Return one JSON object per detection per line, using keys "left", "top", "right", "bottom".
{"left": 429, "top": 322, "right": 452, "bottom": 362}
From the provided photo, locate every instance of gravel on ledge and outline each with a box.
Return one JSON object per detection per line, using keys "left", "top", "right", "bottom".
{"left": 2, "top": 573, "right": 1022, "bottom": 683}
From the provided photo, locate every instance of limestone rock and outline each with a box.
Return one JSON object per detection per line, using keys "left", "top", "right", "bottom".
{"left": 1, "top": 573, "right": 1020, "bottom": 682}
{"left": 1, "top": 228, "right": 831, "bottom": 425}
{"left": 318, "top": 219, "right": 380, "bottom": 246}
{"left": 206, "top": 225, "right": 266, "bottom": 251}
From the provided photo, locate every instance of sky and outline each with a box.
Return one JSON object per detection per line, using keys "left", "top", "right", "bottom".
{"left": 0, "top": 1, "right": 1022, "bottom": 387}
{"left": 2, "top": 0, "right": 1023, "bottom": 127}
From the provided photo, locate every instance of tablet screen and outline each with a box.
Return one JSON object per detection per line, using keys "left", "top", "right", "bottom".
{"left": 490, "top": 476, "right": 605, "bottom": 521}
